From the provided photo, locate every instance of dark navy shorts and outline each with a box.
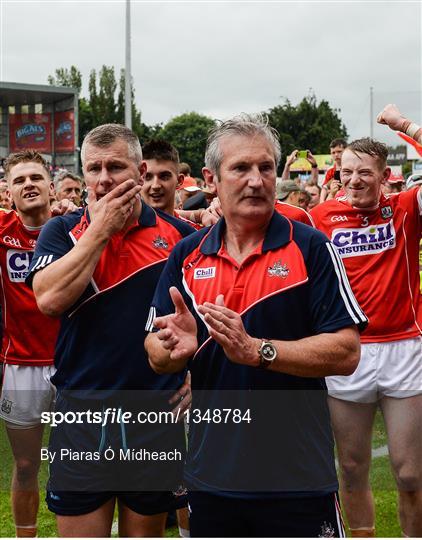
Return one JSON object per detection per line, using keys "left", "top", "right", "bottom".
{"left": 188, "top": 491, "right": 345, "bottom": 537}
{"left": 46, "top": 393, "right": 187, "bottom": 516}
{"left": 46, "top": 488, "right": 187, "bottom": 516}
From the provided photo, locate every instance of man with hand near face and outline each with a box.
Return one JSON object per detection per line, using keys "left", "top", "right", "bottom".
{"left": 26, "top": 125, "right": 194, "bottom": 537}
{"left": 311, "top": 124, "right": 422, "bottom": 537}
{"left": 145, "top": 114, "right": 366, "bottom": 537}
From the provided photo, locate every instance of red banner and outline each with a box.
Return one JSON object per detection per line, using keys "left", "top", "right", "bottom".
{"left": 54, "top": 110, "right": 75, "bottom": 152}
{"left": 9, "top": 113, "right": 52, "bottom": 153}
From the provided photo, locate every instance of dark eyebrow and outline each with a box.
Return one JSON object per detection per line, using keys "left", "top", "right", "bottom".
{"left": 12, "top": 173, "right": 44, "bottom": 182}
{"left": 108, "top": 160, "right": 126, "bottom": 166}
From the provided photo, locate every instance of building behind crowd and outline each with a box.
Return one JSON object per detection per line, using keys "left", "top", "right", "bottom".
{"left": 0, "top": 81, "right": 79, "bottom": 173}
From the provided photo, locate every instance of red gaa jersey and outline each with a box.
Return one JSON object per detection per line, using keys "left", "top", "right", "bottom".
{"left": 311, "top": 189, "right": 422, "bottom": 342}
{"left": 0, "top": 210, "right": 58, "bottom": 365}
{"left": 323, "top": 165, "right": 336, "bottom": 186}
{"left": 274, "top": 200, "right": 315, "bottom": 227}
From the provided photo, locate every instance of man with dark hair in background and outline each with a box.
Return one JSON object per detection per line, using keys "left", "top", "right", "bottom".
{"left": 305, "top": 183, "right": 321, "bottom": 210}
{"left": 141, "top": 140, "right": 184, "bottom": 216}
{"left": 142, "top": 140, "right": 202, "bottom": 231}
{"left": 320, "top": 138, "right": 347, "bottom": 202}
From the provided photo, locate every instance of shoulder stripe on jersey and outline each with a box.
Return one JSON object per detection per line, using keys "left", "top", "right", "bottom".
{"left": 32, "top": 254, "right": 53, "bottom": 272}
{"left": 181, "top": 270, "right": 208, "bottom": 328}
{"left": 325, "top": 242, "right": 367, "bottom": 325}
{"left": 145, "top": 306, "right": 156, "bottom": 332}
{"left": 326, "top": 242, "right": 367, "bottom": 322}
{"left": 31, "top": 256, "right": 42, "bottom": 271}
{"left": 69, "top": 231, "right": 100, "bottom": 294}
{"left": 31, "top": 255, "right": 44, "bottom": 271}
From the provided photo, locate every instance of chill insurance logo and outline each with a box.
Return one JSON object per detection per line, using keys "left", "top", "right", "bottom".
{"left": 331, "top": 220, "right": 396, "bottom": 258}
{"left": 7, "top": 249, "right": 34, "bottom": 282}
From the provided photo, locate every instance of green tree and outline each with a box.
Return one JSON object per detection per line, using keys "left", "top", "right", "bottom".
{"left": 49, "top": 65, "right": 147, "bottom": 144}
{"left": 78, "top": 98, "right": 95, "bottom": 142}
{"left": 266, "top": 93, "right": 348, "bottom": 170}
{"left": 137, "top": 122, "right": 163, "bottom": 143}
{"left": 115, "top": 69, "right": 160, "bottom": 143}
{"left": 48, "top": 66, "right": 82, "bottom": 94}
{"left": 48, "top": 66, "right": 93, "bottom": 145}
{"left": 87, "top": 69, "right": 99, "bottom": 128}
{"left": 159, "top": 112, "right": 215, "bottom": 176}
{"left": 87, "top": 65, "right": 118, "bottom": 125}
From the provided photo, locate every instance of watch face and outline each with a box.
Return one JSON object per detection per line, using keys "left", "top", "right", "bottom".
{"left": 261, "top": 342, "right": 276, "bottom": 362}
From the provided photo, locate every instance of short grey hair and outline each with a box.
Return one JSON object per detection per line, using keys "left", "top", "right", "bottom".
{"left": 81, "top": 124, "right": 142, "bottom": 166}
{"left": 205, "top": 113, "right": 281, "bottom": 175}
{"left": 54, "top": 170, "right": 83, "bottom": 190}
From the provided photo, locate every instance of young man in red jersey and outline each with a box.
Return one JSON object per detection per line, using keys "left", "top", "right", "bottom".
{"left": 320, "top": 138, "right": 347, "bottom": 202}
{"left": 0, "top": 150, "right": 74, "bottom": 537}
{"left": 311, "top": 121, "right": 422, "bottom": 537}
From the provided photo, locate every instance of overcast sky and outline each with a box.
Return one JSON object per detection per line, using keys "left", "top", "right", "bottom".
{"left": 1, "top": 0, "right": 421, "bottom": 147}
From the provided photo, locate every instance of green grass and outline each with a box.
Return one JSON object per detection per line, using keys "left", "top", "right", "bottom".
{"left": 337, "top": 411, "right": 399, "bottom": 537}
{"left": 0, "top": 422, "right": 55, "bottom": 537}
{"left": 0, "top": 416, "right": 400, "bottom": 537}
{"left": 372, "top": 409, "right": 388, "bottom": 449}
{"left": 371, "top": 457, "right": 400, "bottom": 537}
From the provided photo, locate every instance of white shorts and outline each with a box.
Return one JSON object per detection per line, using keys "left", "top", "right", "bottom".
{"left": 327, "top": 336, "right": 422, "bottom": 403}
{"left": 0, "top": 364, "right": 56, "bottom": 428}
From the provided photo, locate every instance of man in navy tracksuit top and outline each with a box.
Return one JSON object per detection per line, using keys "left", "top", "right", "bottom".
{"left": 145, "top": 114, "right": 367, "bottom": 537}
{"left": 27, "top": 124, "right": 194, "bottom": 537}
